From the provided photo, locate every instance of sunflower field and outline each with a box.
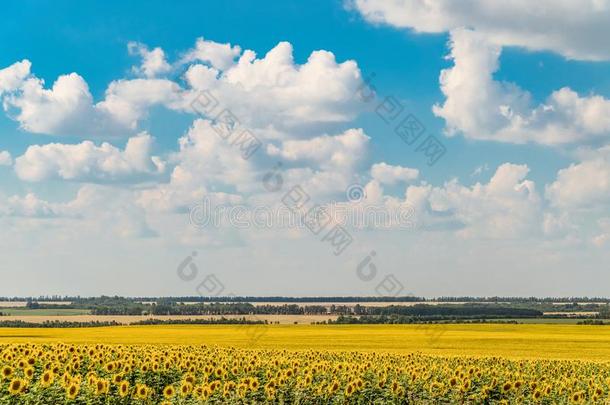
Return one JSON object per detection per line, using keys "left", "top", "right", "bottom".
{"left": 1, "top": 342, "right": 610, "bottom": 404}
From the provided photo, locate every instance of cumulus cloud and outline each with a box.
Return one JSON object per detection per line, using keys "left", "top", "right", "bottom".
{"left": 0, "top": 151, "right": 12, "bottom": 166}
{"left": 0, "top": 185, "right": 157, "bottom": 239}
{"left": 0, "top": 61, "right": 159, "bottom": 136}
{"left": 66, "top": 185, "right": 157, "bottom": 238}
{"left": 350, "top": 0, "right": 610, "bottom": 61}
{"left": 181, "top": 37, "right": 241, "bottom": 71}
{"left": 138, "top": 119, "right": 256, "bottom": 213}
{"left": 0, "top": 60, "right": 31, "bottom": 93}
{"left": 432, "top": 29, "right": 610, "bottom": 145}
{"left": 97, "top": 78, "right": 183, "bottom": 130}
{"left": 266, "top": 128, "right": 369, "bottom": 170}
{"left": 0, "top": 39, "right": 364, "bottom": 138}
{"left": 370, "top": 162, "right": 418, "bottom": 184}
{"left": 14, "top": 133, "right": 164, "bottom": 182}
{"left": 2, "top": 69, "right": 103, "bottom": 135}
{"left": 137, "top": 120, "right": 374, "bottom": 215}
{"left": 405, "top": 163, "right": 541, "bottom": 238}
{"left": 182, "top": 41, "right": 364, "bottom": 135}
{"left": 0, "top": 193, "right": 60, "bottom": 218}
{"left": 546, "top": 156, "right": 610, "bottom": 209}
{"left": 592, "top": 218, "right": 610, "bottom": 247}
{"left": 128, "top": 42, "right": 171, "bottom": 78}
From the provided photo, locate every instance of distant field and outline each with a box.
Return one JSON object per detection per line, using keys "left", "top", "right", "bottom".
{"left": 2, "top": 324, "right": 610, "bottom": 361}
{"left": 0, "top": 313, "right": 596, "bottom": 324}
{"left": 185, "top": 301, "right": 508, "bottom": 307}
{"left": 0, "top": 301, "right": 72, "bottom": 307}
{"left": 504, "top": 317, "right": 584, "bottom": 324}
{"left": 0, "top": 308, "right": 90, "bottom": 316}
{"left": 0, "top": 314, "right": 335, "bottom": 324}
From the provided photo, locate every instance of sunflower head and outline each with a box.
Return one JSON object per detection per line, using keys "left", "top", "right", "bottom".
{"left": 119, "top": 380, "right": 130, "bottom": 397}
{"left": 8, "top": 378, "right": 26, "bottom": 395}
{"left": 135, "top": 384, "right": 149, "bottom": 399}
{"left": 66, "top": 383, "right": 79, "bottom": 400}
{"left": 40, "top": 371, "right": 54, "bottom": 387}
{"left": 163, "top": 385, "right": 176, "bottom": 399}
{"left": 1, "top": 366, "right": 13, "bottom": 380}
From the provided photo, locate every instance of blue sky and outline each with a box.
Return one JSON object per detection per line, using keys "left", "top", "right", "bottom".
{"left": 2, "top": 0, "right": 610, "bottom": 297}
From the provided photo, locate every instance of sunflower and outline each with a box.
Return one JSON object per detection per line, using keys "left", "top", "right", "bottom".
{"left": 66, "top": 383, "right": 80, "bottom": 400}
{"left": 570, "top": 391, "right": 582, "bottom": 403}
{"left": 95, "top": 378, "right": 109, "bottom": 395}
{"left": 1, "top": 365, "right": 13, "bottom": 380}
{"left": 8, "top": 378, "right": 26, "bottom": 395}
{"left": 163, "top": 385, "right": 176, "bottom": 399}
{"left": 24, "top": 367, "right": 35, "bottom": 379}
{"left": 328, "top": 380, "right": 340, "bottom": 394}
{"left": 135, "top": 383, "right": 149, "bottom": 399}
{"left": 119, "top": 380, "right": 130, "bottom": 397}
{"left": 40, "top": 370, "right": 54, "bottom": 387}
{"left": 180, "top": 381, "right": 193, "bottom": 397}
{"left": 265, "top": 387, "right": 276, "bottom": 400}
{"left": 112, "top": 373, "right": 123, "bottom": 384}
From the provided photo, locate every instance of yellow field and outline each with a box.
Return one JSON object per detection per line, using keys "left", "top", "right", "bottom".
{"left": 2, "top": 332, "right": 610, "bottom": 403}
{"left": 1, "top": 324, "right": 610, "bottom": 361}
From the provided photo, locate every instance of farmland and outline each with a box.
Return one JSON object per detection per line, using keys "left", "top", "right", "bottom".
{"left": 2, "top": 325, "right": 610, "bottom": 403}
{"left": 2, "top": 303, "right": 610, "bottom": 403}
{"left": 1, "top": 324, "right": 610, "bottom": 361}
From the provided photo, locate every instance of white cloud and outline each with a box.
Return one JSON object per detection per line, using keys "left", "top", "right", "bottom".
{"left": 370, "top": 162, "right": 418, "bottom": 184}
{"left": 1, "top": 39, "right": 364, "bottom": 138}
{"left": 592, "top": 218, "right": 610, "bottom": 247}
{"left": 351, "top": 0, "right": 610, "bottom": 61}
{"left": 128, "top": 42, "right": 171, "bottom": 78}
{"left": 0, "top": 60, "right": 31, "bottom": 93}
{"left": 0, "top": 185, "right": 157, "bottom": 239}
{"left": 0, "top": 151, "right": 12, "bottom": 166}
{"left": 432, "top": 29, "right": 610, "bottom": 145}
{"left": 3, "top": 71, "right": 102, "bottom": 135}
{"left": 266, "top": 128, "right": 369, "bottom": 170}
{"left": 181, "top": 37, "right": 241, "bottom": 71}
{"left": 546, "top": 157, "right": 610, "bottom": 209}
{"left": 65, "top": 185, "right": 157, "bottom": 238}
{"left": 183, "top": 41, "right": 364, "bottom": 135}
{"left": 138, "top": 119, "right": 256, "bottom": 213}
{"left": 97, "top": 78, "right": 183, "bottom": 130}
{"left": 0, "top": 64, "right": 161, "bottom": 136}
{"left": 405, "top": 163, "right": 541, "bottom": 238}
{"left": 14, "top": 133, "right": 164, "bottom": 182}
{"left": 0, "top": 193, "right": 60, "bottom": 218}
